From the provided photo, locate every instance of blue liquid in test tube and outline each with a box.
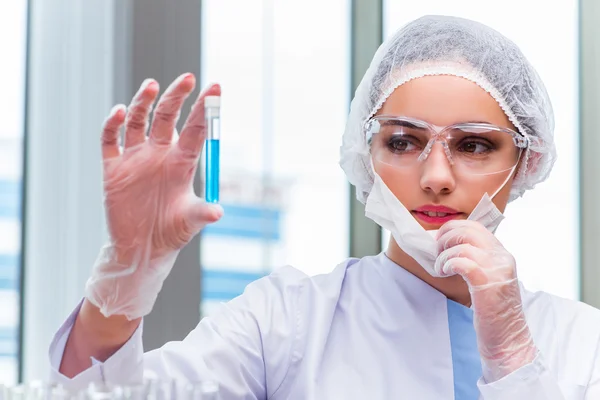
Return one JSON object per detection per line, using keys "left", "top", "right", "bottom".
{"left": 204, "top": 96, "right": 221, "bottom": 203}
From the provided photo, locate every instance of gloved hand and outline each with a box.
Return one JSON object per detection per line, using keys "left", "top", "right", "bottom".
{"left": 85, "top": 73, "right": 223, "bottom": 320}
{"left": 434, "top": 220, "right": 538, "bottom": 382}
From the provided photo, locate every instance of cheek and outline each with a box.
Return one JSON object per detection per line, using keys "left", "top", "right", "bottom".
{"left": 374, "top": 161, "right": 420, "bottom": 204}
{"left": 463, "top": 173, "right": 513, "bottom": 213}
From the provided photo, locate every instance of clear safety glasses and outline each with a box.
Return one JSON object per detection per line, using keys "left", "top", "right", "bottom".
{"left": 366, "top": 116, "right": 528, "bottom": 176}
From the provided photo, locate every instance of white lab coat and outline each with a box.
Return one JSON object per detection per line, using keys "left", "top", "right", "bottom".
{"left": 50, "top": 253, "right": 600, "bottom": 399}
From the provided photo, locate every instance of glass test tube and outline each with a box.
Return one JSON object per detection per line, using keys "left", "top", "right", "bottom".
{"left": 204, "top": 96, "right": 221, "bottom": 203}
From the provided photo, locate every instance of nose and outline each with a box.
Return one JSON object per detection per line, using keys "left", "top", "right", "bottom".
{"left": 419, "top": 141, "right": 456, "bottom": 195}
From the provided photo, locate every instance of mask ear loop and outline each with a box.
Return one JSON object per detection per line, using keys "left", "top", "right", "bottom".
{"left": 489, "top": 148, "right": 524, "bottom": 199}
{"left": 489, "top": 165, "right": 517, "bottom": 199}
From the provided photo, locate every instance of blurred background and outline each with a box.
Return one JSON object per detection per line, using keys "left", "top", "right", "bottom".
{"left": 2, "top": 0, "right": 600, "bottom": 386}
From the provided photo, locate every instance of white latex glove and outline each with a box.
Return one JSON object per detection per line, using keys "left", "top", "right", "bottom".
{"left": 434, "top": 220, "right": 538, "bottom": 382}
{"left": 85, "top": 74, "right": 223, "bottom": 320}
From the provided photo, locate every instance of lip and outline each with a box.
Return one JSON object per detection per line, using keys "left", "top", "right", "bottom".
{"left": 415, "top": 205, "right": 459, "bottom": 214}
{"left": 412, "top": 205, "right": 463, "bottom": 226}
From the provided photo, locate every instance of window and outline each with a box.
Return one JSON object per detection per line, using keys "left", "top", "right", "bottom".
{"left": 200, "top": 0, "right": 350, "bottom": 315}
{"left": 0, "top": 0, "right": 28, "bottom": 385}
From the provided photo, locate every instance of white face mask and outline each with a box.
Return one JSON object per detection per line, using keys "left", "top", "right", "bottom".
{"left": 365, "top": 171, "right": 507, "bottom": 277}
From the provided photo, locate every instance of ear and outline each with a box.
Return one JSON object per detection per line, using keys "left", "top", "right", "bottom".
{"left": 522, "top": 149, "right": 543, "bottom": 177}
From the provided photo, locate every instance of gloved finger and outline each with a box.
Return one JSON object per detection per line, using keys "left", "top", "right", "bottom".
{"left": 178, "top": 83, "right": 221, "bottom": 156}
{"left": 437, "top": 224, "right": 489, "bottom": 253}
{"left": 440, "top": 257, "right": 487, "bottom": 286}
{"left": 435, "top": 243, "right": 487, "bottom": 276}
{"left": 149, "top": 73, "right": 196, "bottom": 145}
{"left": 436, "top": 219, "right": 486, "bottom": 239}
{"left": 182, "top": 199, "right": 224, "bottom": 235}
{"left": 124, "top": 79, "right": 160, "bottom": 149}
{"left": 433, "top": 244, "right": 487, "bottom": 284}
{"left": 101, "top": 104, "right": 127, "bottom": 160}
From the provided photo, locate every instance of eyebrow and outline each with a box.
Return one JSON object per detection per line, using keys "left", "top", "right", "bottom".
{"left": 458, "top": 120, "right": 494, "bottom": 125}
{"left": 379, "top": 117, "right": 495, "bottom": 126}
{"left": 379, "top": 119, "right": 429, "bottom": 129}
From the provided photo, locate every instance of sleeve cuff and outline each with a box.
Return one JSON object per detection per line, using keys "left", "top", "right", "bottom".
{"left": 478, "top": 353, "right": 562, "bottom": 399}
{"left": 48, "top": 300, "right": 145, "bottom": 391}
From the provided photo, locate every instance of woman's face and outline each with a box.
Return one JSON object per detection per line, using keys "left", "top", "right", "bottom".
{"left": 372, "top": 75, "right": 520, "bottom": 231}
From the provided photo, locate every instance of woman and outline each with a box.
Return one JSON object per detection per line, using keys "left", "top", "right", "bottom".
{"left": 51, "top": 15, "right": 600, "bottom": 399}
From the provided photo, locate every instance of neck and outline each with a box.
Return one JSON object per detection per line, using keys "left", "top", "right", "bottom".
{"left": 385, "top": 237, "right": 472, "bottom": 307}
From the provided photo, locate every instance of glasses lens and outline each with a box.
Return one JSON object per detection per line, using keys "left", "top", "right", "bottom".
{"left": 445, "top": 126, "right": 522, "bottom": 175}
{"left": 368, "top": 117, "right": 432, "bottom": 168}
{"left": 368, "top": 118, "right": 523, "bottom": 175}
